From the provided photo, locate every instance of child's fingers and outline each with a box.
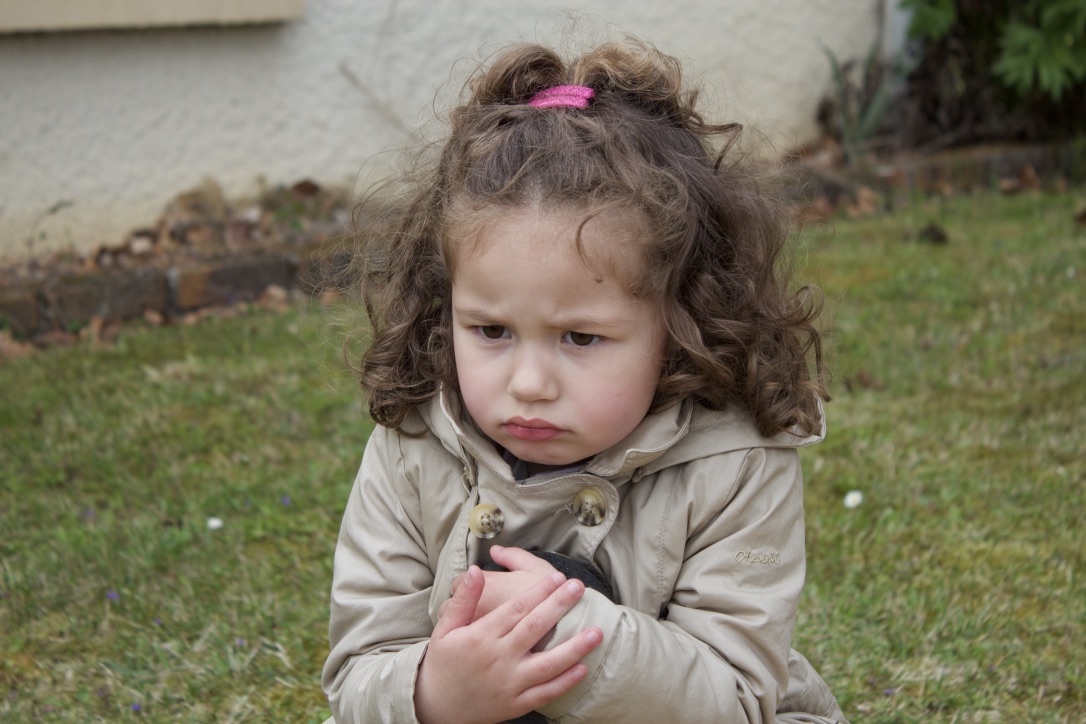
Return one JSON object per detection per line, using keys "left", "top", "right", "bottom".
{"left": 518, "top": 662, "right": 589, "bottom": 712}
{"left": 432, "top": 565, "right": 483, "bottom": 639}
{"left": 488, "top": 544, "right": 547, "bottom": 573}
{"left": 506, "top": 577, "right": 586, "bottom": 651}
{"left": 516, "top": 627, "right": 604, "bottom": 709}
{"left": 486, "top": 570, "right": 567, "bottom": 634}
{"left": 440, "top": 570, "right": 467, "bottom": 619}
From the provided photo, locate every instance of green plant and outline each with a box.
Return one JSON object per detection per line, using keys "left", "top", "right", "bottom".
{"left": 994, "top": 1, "right": 1086, "bottom": 100}
{"left": 903, "top": 0, "right": 956, "bottom": 41}
{"left": 904, "top": 0, "right": 1086, "bottom": 101}
{"left": 822, "top": 44, "right": 899, "bottom": 165}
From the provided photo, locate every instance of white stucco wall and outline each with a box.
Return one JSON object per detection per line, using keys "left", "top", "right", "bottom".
{"left": 0, "top": 0, "right": 884, "bottom": 262}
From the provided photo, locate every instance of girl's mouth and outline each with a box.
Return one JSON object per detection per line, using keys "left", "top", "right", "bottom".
{"left": 505, "top": 418, "right": 563, "bottom": 441}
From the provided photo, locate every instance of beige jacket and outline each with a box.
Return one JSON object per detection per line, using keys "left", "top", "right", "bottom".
{"left": 323, "top": 392, "right": 847, "bottom": 723}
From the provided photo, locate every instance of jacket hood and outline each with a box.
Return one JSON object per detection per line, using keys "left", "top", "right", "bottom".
{"left": 414, "top": 389, "right": 824, "bottom": 487}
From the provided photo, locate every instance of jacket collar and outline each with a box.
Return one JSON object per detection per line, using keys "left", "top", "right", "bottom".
{"left": 417, "top": 388, "right": 824, "bottom": 485}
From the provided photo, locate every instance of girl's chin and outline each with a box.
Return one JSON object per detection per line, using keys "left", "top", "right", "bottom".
{"left": 507, "top": 445, "right": 590, "bottom": 474}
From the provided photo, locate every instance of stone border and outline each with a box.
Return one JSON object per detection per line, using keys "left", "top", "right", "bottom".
{"left": 0, "top": 241, "right": 350, "bottom": 339}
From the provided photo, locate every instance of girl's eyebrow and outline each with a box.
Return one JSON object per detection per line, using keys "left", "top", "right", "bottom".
{"left": 550, "top": 314, "right": 628, "bottom": 330}
{"left": 451, "top": 305, "right": 501, "bottom": 322}
{"left": 453, "top": 305, "right": 630, "bottom": 330}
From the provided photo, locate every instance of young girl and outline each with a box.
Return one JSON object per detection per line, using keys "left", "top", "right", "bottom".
{"left": 323, "top": 37, "right": 847, "bottom": 723}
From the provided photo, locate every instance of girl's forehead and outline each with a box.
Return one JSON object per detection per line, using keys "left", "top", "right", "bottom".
{"left": 447, "top": 203, "right": 650, "bottom": 284}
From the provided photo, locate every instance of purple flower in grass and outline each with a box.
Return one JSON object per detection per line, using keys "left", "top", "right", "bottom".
{"left": 280, "top": 495, "right": 292, "bottom": 506}
{"left": 106, "top": 590, "right": 120, "bottom": 601}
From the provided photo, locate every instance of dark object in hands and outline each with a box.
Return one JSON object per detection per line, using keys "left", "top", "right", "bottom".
{"left": 483, "top": 549, "right": 615, "bottom": 602}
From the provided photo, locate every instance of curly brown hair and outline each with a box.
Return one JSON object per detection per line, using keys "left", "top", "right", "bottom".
{"left": 351, "top": 37, "right": 828, "bottom": 438}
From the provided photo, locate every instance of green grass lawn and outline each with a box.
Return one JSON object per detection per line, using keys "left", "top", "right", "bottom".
{"left": 2, "top": 188, "right": 1083, "bottom": 721}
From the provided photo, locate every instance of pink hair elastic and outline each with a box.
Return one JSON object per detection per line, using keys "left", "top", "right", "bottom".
{"left": 528, "top": 85, "right": 595, "bottom": 109}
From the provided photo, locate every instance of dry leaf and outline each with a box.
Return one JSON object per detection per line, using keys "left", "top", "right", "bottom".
{"left": 318, "top": 288, "right": 342, "bottom": 308}
{"left": 291, "top": 179, "right": 321, "bottom": 198}
{"left": 795, "top": 196, "right": 836, "bottom": 224}
{"left": 855, "top": 370, "right": 885, "bottom": 390}
{"left": 0, "top": 330, "right": 35, "bottom": 360}
{"left": 33, "top": 329, "right": 77, "bottom": 348}
{"left": 259, "top": 284, "right": 291, "bottom": 312}
{"left": 1018, "top": 164, "right": 1039, "bottom": 191}
{"left": 80, "top": 316, "right": 105, "bottom": 344}
{"left": 846, "top": 186, "right": 878, "bottom": 218}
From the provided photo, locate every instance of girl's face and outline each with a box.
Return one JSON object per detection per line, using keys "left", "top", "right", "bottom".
{"left": 450, "top": 206, "right": 666, "bottom": 471}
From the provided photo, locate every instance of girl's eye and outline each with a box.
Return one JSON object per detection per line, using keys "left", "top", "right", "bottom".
{"left": 478, "top": 325, "right": 507, "bottom": 339}
{"left": 564, "top": 331, "right": 599, "bottom": 347}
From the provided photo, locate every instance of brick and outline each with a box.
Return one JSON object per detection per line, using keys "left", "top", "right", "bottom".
{"left": 169, "top": 253, "right": 296, "bottom": 311}
{"left": 29, "top": 268, "right": 169, "bottom": 331}
{"left": 170, "top": 266, "right": 213, "bottom": 311}
{"left": 38, "top": 274, "right": 110, "bottom": 330}
{"left": 102, "top": 269, "right": 169, "bottom": 322}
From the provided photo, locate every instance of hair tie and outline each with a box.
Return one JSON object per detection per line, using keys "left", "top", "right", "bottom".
{"left": 528, "top": 85, "right": 594, "bottom": 109}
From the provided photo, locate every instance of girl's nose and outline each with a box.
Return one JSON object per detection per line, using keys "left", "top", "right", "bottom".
{"left": 507, "top": 352, "right": 558, "bottom": 401}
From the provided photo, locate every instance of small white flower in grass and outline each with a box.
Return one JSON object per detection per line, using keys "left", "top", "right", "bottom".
{"left": 206, "top": 516, "right": 224, "bottom": 530}
{"left": 843, "top": 490, "right": 864, "bottom": 509}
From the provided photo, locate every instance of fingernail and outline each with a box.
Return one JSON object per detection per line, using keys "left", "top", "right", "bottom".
{"left": 491, "top": 545, "right": 504, "bottom": 552}
{"left": 565, "top": 580, "right": 583, "bottom": 594}
{"left": 586, "top": 629, "right": 601, "bottom": 644}
{"left": 550, "top": 572, "right": 565, "bottom": 585}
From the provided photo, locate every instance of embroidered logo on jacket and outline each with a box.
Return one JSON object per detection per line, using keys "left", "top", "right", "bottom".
{"left": 734, "top": 550, "right": 781, "bottom": 565}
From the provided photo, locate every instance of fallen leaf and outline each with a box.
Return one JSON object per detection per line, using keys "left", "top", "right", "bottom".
{"left": 33, "top": 329, "right": 78, "bottom": 348}
{"left": 291, "top": 179, "right": 321, "bottom": 198}
{"left": 0, "top": 330, "right": 35, "bottom": 360}
{"left": 318, "top": 288, "right": 342, "bottom": 308}
{"left": 258, "top": 284, "right": 290, "bottom": 312}
{"left": 855, "top": 370, "right": 885, "bottom": 390}
{"left": 846, "top": 186, "right": 878, "bottom": 218}
{"left": 1018, "top": 163, "right": 1039, "bottom": 191}
{"left": 129, "top": 237, "right": 154, "bottom": 256}
{"left": 795, "top": 196, "right": 836, "bottom": 224}
{"left": 79, "top": 316, "right": 105, "bottom": 344}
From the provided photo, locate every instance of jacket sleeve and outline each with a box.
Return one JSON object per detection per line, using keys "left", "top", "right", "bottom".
{"left": 538, "top": 447, "right": 808, "bottom": 723}
{"left": 321, "top": 426, "right": 435, "bottom": 723}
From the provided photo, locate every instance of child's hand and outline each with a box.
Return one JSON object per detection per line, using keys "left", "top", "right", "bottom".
{"left": 414, "top": 565, "right": 603, "bottom": 724}
{"left": 446, "top": 545, "right": 560, "bottom": 622}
